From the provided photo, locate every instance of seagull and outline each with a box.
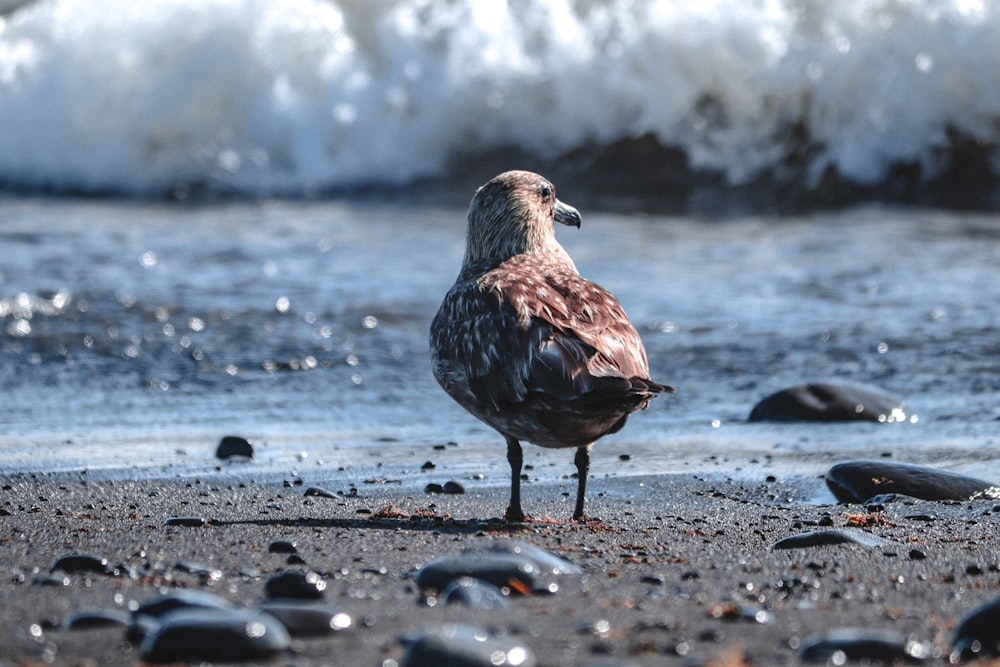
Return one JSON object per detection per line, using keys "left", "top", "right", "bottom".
{"left": 430, "top": 170, "right": 673, "bottom": 522}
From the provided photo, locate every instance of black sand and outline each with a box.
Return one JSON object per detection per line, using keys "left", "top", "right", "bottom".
{"left": 2, "top": 473, "right": 998, "bottom": 665}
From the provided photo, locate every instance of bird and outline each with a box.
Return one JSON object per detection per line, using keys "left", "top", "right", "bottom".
{"left": 430, "top": 170, "right": 673, "bottom": 522}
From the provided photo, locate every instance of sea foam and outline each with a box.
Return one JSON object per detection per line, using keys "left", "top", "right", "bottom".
{"left": 0, "top": 0, "right": 998, "bottom": 195}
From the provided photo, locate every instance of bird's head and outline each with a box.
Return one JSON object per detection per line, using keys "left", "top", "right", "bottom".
{"left": 463, "top": 170, "right": 581, "bottom": 265}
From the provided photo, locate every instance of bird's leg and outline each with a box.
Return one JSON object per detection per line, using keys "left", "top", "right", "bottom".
{"left": 505, "top": 437, "right": 527, "bottom": 522}
{"left": 573, "top": 446, "right": 589, "bottom": 521}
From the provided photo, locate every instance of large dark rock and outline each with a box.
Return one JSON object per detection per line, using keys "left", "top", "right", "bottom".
{"left": 826, "top": 460, "right": 1000, "bottom": 503}
{"left": 749, "top": 383, "right": 910, "bottom": 423}
{"left": 402, "top": 624, "right": 536, "bottom": 667}
{"left": 953, "top": 596, "right": 1000, "bottom": 660}
{"left": 140, "top": 608, "right": 289, "bottom": 663}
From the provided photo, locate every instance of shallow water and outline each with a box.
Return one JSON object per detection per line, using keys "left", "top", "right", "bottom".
{"left": 1, "top": 197, "right": 998, "bottom": 503}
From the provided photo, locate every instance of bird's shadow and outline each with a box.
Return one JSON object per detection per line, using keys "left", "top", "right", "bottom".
{"left": 207, "top": 515, "right": 538, "bottom": 536}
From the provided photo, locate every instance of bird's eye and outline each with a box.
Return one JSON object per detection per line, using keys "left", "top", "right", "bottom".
{"left": 539, "top": 185, "right": 553, "bottom": 201}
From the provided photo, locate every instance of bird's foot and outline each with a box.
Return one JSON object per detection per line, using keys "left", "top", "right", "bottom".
{"left": 504, "top": 505, "right": 531, "bottom": 523}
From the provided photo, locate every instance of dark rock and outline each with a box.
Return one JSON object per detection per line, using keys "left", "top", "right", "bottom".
{"left": 749, "top": 383, "right": 910, "bottom": 423}
{"left": 826, "top": 460, "right": 1000, "bottom": 503}
{"left": 953, "top": 596, "right": 1000, "bottom": 660}
{"left": 443, "top": 480, "right": 466, "bottom": 494}
{"left": 483, "top": 540, "right": 583, "bottom": 576}
{"left": 416, "top": 554, "right": 539, "bottom": 594}
{"left": 801, "top": 628, "right": 925, "bottom": 663}
{"left": 425, "top": 483, "right": 445, "bottom": 494}
{"left": 32, "top": 573, "right": 70, "bottom": 586}
{"left": 65, "top": 608, "right": 131, "bottom": 630}
{"left": 402, "top": 624, "right": 536, "bottom": 667}
{"left": 134, "top": 590, "right": 235, "bottom": 619}
{"left": 216, "top": 435, "right": 254, "bottom": 460}
{"left": 268, "top": 540, "right": 298, "bottom": 554}
{"left": 303, "top": 486, "right": 337, "bottom": 498}
{"left": 442, "top": 577, "right": 510, "bottom": 610}
{"left": 264, "top": 570, "right": 327, "bottom": 599}
{"left": 772, "top": 528, "right": 887, "bottom": 550}
{"left": 164, "top": 516, "right": 208, "bottom": 527}
{"left": 259, "top": 600, "right": 352, "bottom": 636}
{"left": 140, "top": 608, "right": 289, "bottom": 663}
{"left": 51, "top": 553, "right": 111, "bottom": 575}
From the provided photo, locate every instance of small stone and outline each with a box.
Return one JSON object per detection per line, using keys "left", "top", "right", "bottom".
{"left": 425, "top": 483, "right": 445, "bottom": 494}
{"left": 216, "top": 435, "right": 254, "bottom": 460}
{"left": 443, "top": 481, "right": 465, "bottom": 494}
{"left": 303, "top": 486, "right": 337, "bottom": 498}
{"left": 421, "top": 461, "right": 436, "bottom": 470}
{"left": 772, "top": 528, "right": 887, "bottom": 550}
{"left": 908, "top": 549, "right": 927, "bottom": 560}
{"left": 402, "top": 624, "right": 536, "bottom": 667}
{"left": 801, "top": 628, "right": 923, "bottom": 663}
{"left": 416, "top": 554, "right": 539, "bottom": 594}
{"left": 50, "top": 553, "right": 111, "bottom": 575}
{"left": 140, "top": 608, "right": 289, "bottom": 663}
{"left": 265, "top": 570, "right": 326, "bottom": 600}
{"left": 164, "top": 516, "right": 208, "bottom": 527}
{"left": 268, "top": 540, "right": 298, "bottom": 554}
{"left": 259, "top": 600, "right": 352, "bottom": 636}
{"left": 134, "top": 590, "right": 235, "bottom": 619}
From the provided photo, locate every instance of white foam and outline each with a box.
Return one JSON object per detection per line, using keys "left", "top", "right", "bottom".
{"left": 0, "top": 0, "right": 998, "bottom": 194}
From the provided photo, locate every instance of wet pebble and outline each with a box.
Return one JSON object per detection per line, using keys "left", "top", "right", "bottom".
{"left": 800, "top": 628, "right": 926, "bottom": 663}
{"left": 443, "top": 480, "right": 465, "bottom": 494}
{"left": 483, "top": 540, "right": 583, "bottom": 576}
{"left": 772, "top": 527, "right": 887, "bottom": 550}
{"left": 416, "top": 553, "right": 540, "bottom": 594}
{"left": 826, "top": 460, "right": 999, "bottom": 503}
{"left": 216, "top": 435, "right": 254, "bottom": 460}
{"left": 259, "top": 600, "right": 352, "bottom": 636}
{"left": 749, "top": 383, "right": 909, "bottom": 423}
{"left": 140, "top": 607, "right": 290, "bottom": 663}
{"left": 303, "top": 486, "right": 337, "bottom": 498}
{"left": 50, "top": 553, "right": 111, "bottom": 575}
{"left": 952, "top": 596, "right": 1000, "bottom": 660}
{"left": 65, "top": 608, "right": 131, "bottom": 630}
{"left": 402, "top": 624, "right": 536, "bottom": 667}
{"left": 135, "top": 590, "right": 235, "bottom": 619}
{"left": 442, "top": 577, "right": 510, "bottom": 610}
{"left": 268, "top": 540, "right": 298, "bottom": 554}
{"left": 265, "top": 570, "right": 327, "bottom": 599}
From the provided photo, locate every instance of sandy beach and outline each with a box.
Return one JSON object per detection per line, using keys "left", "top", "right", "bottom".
{"left": 2, "top": 471, "right": 998, "bottom": 665}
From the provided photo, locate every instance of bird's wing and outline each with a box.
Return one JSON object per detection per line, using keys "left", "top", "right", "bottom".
{"left": 432, "top": 256, "right": 653, "bottom": 411}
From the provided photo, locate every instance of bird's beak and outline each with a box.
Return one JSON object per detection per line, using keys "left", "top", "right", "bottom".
{"left": 554, "top": 199, "right": 582, "bottom": 228}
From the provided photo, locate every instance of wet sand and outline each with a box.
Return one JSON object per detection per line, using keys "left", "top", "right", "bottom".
{"left": 2, "top": 472, "right": 998, "bottom": 665}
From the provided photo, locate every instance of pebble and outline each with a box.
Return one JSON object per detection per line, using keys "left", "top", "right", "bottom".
{"left": 50, "top": 553, "right": 111, "bottom": 575}
{"left": 483, "top": 540, "right": 583, "bottom": 576}
{"left": 164, "top": 516, "right": 209, "bottom": 527}
{"left": 264, "top": 570, "right": 327, "bottom": 599}
{"left": 800, "top": 628, "right": 926, "bottom": 663}
{"left": 826, "top": 460, "right": 1000, "bottom": 503}
{"left": 952, "top": 596, "right": 1000, "bottom": 660}
{"left": 259, "top": 600, "right": 352, "bottom": 636}
{"left": 748, "top": 383, "right": 908, "bottom": 422}
{"left": 134, "top": 590, "right": 235, "bottom": 619}
{"left": 303, "top": 486, "right": 337, "bottom": 498}
{"left": 268, "top": 540, "right": 298, "bottom": 554}
{"left": 442, "top": 577, "right": 510, "bottom": 610}
{"left": 140, "top": 607, "right": 290, "bottom": 663}
{"left": 402, "top": 624, "right": 536, "bottom": 667}
{"left": 772, "top": 528, "right": 887, "bottom": 550}
{"left": 65, "top": 608, "right": 131, "bottom": 630}
{"left": 443, "top": 480, "right": 465, "bottom": 494}
{"left": 415, "top": 553, "right": 540, "bottom": 594}
{"left": 215, "top": 435, "right": 254, "bottom": 460}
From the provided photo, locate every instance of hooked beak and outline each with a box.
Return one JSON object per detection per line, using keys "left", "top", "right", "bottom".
{"left": 554, "top": 199, "right": 582, "bottom": 228}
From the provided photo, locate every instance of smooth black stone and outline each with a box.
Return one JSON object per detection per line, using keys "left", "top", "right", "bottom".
{"left": 443, "top": 480, "right": 466, "bottom": 494}
{"left": 216, "top": 435, "right": 254, "bottom": 460}
{"left": 402, "top": 624, "right": 536, "bottom": 667}
{"left": 425, "top": 483, "right": 445, "bottom": 494}
{"left": 65, "top": 608, "right": 131, "bottom": 630}
{"left": 164, "top": 516, "right": 208, "bottom": 527}
{"left": 442, "top": 578, "right": 510, "bottom": 610}
{"left": 268, "top": 540, "right": 298, "bottom": 554}
{"left": 416, "top": 554, "right": 539, "bottom": 594}
{"left": 259, "top": 600, "right": 352, "bottom": 636}
{"left": 953, "top": 596, "right": 1000, "bottom": 659}
{"left": 800, "top": 628, "right": 923, "bottom": 663}
{"left": 483, "top": 540, "right": 583, "bottom": 576}
{"left": 826, "top": 460, "right": 1000, "bottom": 503}
{"left": 749, "top": 383, "right": 908, "bottom": 422}
{"left": 772, "top": 527, "right": 887, "bottom": 550}
{"left": 303, "top": 486, "right": 337, "bottom": 498}
{"left": 264, "top": 570, "right": 327, "bottom": 599}
{"left": 32, "top": 573, "right": 70, "bottom": 586}
{"left": 135, "top": 590, "right": 235, "bottom": 619}
{"left": 140, "top": 608, "right": 290, "bottom": 663}
{"left": 51, "top": 553, "right": 110, "bottom": 575}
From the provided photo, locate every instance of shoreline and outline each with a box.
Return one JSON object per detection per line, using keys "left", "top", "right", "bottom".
{"left": 2, "top": 473, "right": 998, "bottom": 665}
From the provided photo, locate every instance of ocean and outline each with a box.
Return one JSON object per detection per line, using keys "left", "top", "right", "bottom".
{"left": 1, "top": 0, "right": 998, "bottom": 500}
